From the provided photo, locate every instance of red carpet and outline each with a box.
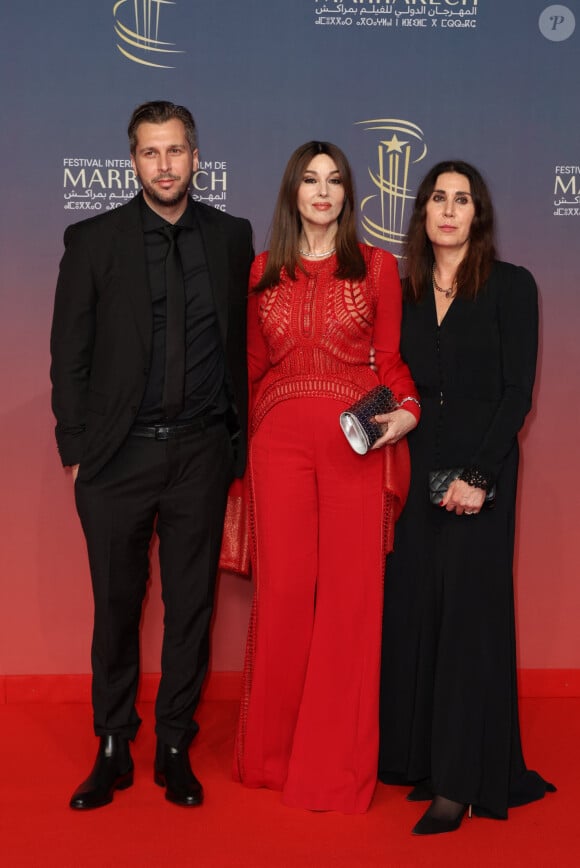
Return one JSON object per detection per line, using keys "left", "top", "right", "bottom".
{"left": 0, "top": 694, "right": 576, "bottom": 867}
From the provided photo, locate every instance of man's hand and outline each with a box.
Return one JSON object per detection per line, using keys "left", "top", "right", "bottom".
{"left": 70, "top": 464, "right": 80, "bottom": 482}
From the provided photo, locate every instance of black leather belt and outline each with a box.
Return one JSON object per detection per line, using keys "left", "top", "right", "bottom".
{"left": 130, "top": 415, "right": 224, "bottom": 440}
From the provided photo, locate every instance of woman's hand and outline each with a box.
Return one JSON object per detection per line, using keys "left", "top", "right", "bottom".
{"left": 371, "top": 408, "right": 417, "bottom": 448}
{"left": 440, "top": 478, "right": 486, "bottom": 515}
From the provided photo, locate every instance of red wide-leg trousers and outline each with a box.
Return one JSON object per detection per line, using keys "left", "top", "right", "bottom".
{"left": 235, "top": 397, "right": 385, "bottom": 813}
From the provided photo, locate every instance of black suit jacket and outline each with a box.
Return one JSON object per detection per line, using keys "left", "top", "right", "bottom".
{"left": 50, "top": 193, "right": 253, "bottom": 481}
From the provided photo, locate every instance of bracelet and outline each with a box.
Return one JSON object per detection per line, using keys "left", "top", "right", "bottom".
{"left": 398, "top": 396, "right": 421, "bottom": 409}
{"left": 458, "top": 466, "right": 490, "bottom": 492}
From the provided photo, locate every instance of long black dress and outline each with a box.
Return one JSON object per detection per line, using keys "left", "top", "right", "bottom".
{"left": 378, "top": 260, "right": 554, "bottom": 819}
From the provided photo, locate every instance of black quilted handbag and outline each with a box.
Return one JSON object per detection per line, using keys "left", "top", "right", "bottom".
{"left": 428, "top": 468, "right": 496, "bottom": 507}
{"left": 339, "top": 385, "right": 399, "bottom": 455}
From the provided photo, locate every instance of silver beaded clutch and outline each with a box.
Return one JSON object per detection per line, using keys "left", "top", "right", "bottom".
{"left": 340, "top": 385, "right": 399, "bottom": 455}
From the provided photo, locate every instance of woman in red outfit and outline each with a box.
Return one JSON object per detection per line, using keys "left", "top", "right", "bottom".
{"left": 233, "top": 142, "right": 420, "bottom": 813}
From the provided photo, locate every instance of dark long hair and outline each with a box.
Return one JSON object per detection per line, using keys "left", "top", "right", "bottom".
{"left": 403, "top": 160, "right": 496, "bottom": 301}
{"left": 256, "top": 141, "right": 366, "bottom": 291}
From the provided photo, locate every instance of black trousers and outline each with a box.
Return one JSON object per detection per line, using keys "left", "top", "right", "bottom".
{"left": 74, "top": 420, "right": 234, "bottom": 750}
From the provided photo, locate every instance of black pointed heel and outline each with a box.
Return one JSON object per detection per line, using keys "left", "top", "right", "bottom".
{"left": 411, "top": 801, "right": 472, "bottom": 836}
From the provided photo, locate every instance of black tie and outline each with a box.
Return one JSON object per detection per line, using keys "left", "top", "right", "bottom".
{"left": 161, "top": 225, "right": 185, "bottom": 419}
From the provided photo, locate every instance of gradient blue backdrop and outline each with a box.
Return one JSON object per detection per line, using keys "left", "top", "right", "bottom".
{"left": 1, "top": 0, "right": 578, "bottom": 676}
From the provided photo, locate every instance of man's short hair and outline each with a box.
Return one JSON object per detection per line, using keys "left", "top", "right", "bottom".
{"left": 128, "top": 101, "right": 198, "bottom": 153}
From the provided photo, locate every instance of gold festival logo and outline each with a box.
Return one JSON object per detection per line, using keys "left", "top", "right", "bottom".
{"left": 113, "top": 0, "right": 184, "bottom": 68}
{"left": 356, "top": 119, "right": 427, "bottom": 256}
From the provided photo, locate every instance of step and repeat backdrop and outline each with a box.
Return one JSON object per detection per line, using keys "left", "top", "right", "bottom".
{"left": 0, "top": 1, "right": 578, "bottom": 676}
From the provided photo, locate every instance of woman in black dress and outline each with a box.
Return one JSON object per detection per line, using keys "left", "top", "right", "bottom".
{"left": 378, "top": 161, "right": 555, "bottom": 834}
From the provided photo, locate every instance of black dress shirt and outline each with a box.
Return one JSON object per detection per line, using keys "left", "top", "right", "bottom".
{"left": 136, "top": 197, "right": 228, "bottom": 424}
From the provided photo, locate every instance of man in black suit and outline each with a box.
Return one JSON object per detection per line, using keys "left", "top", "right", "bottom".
{"left": 50, "top": 101, "right": 253, "bottom": 809}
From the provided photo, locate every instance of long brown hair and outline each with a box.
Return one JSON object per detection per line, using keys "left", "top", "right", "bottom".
{"left": 403, "top": 160, "right": 496, "bottom": 301}
{"left": 256, "top": 141, "right": 366, "bottom": 291}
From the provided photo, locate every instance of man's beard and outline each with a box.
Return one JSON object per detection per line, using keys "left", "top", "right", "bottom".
{"left": 140, "top": 173, "right": 191, "bottom": 209}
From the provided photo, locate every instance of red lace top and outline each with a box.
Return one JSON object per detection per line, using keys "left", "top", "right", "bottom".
{"left": 247, "top": 245, "right": 419, "bottom": 433}
{"left": 219, "top": 245, "right": 420, "bottom": 574}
